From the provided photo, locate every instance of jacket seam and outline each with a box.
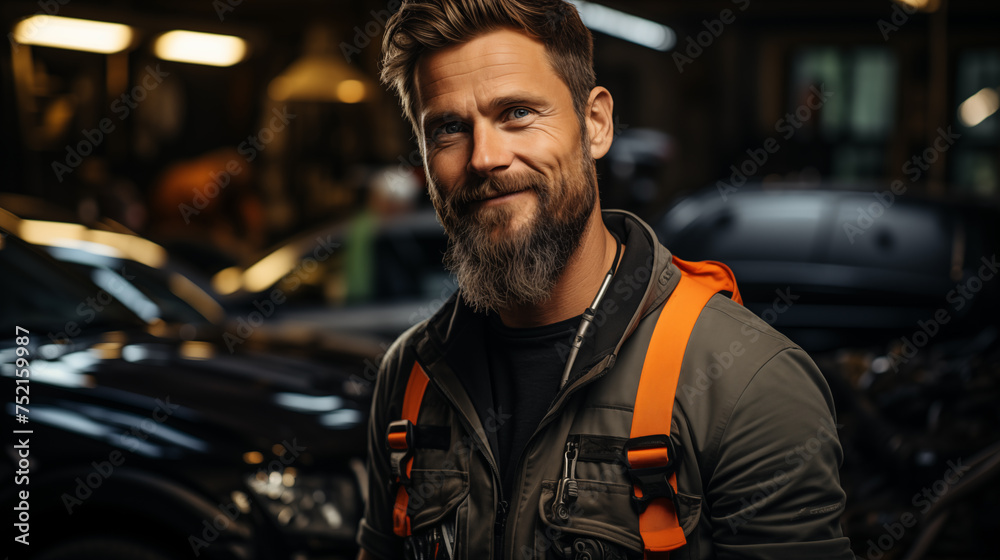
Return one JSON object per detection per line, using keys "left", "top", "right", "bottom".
{"left": 704, "top": 299, "right": 794, "bottom": 348}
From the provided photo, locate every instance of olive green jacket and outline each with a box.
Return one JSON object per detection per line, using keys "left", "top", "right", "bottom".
{"left": 358, "top": 210, "right": 854, "bottom": 559}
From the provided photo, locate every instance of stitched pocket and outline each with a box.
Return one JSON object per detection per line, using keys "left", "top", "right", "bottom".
{"left": 537, "top": 479, "right": 703, "bottom": 558}
{"left": 538, "top": 478, "right": 644, "bottom": 555}
{"left": 406, "top": 468, "right": 469, "bottom": 533}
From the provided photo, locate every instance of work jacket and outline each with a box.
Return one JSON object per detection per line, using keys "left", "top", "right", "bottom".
{"left": 358, "top": 210, "right": 854, "bottom": 559}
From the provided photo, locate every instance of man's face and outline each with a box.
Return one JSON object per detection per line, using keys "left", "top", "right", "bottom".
{"left": 414, "top": 28, "right": 598, "bottom": 312}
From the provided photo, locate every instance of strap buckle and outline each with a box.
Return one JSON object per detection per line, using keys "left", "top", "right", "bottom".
{"left": 623, "top": 434, "right": 682, "bottom": 513}
{"left": 386, "top": 419, "right": 415, "bottom": 484}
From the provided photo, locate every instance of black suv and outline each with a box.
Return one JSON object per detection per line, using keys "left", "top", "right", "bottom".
{"left": 2, "top": 228, "right": 373, "bottom": 560}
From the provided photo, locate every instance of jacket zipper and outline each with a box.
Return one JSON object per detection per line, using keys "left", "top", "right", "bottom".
{"left": 423, "top": 345, "right": 621, "bottom": 557}
{"left": 494, "top": 498, "right": 509, "bottom": 557}
{"left": 502, "top": 355, "right": 616, "bottom": 554}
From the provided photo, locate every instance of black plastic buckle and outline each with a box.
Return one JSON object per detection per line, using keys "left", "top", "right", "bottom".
{"left": 623, "top": 435, "right": 682, "bottom": 513}
{"left": 386, "top": 419, "right": 415, "bottom": 484}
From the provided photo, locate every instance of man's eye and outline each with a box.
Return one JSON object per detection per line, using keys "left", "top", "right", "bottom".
{"left": 435, "top": 121, "right": 465, "bottom": 137}
{"left": 509, "top": 107, "right": 531, "bottom": 120}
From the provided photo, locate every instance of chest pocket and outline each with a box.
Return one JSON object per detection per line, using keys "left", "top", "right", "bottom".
{"left": 535, "top": 435, "right": 702, "bottom": 560}
{"left": 401, "top": 425, "right": 474, "bottom": 560}
{"left": 389, "top": 361, "right": 474, "bottom": 560}
{"left": 405, "top": 461, "right": 471, "bottom": 560}
{"left": 407, "top": 426, "right": 472, "bottom": 533}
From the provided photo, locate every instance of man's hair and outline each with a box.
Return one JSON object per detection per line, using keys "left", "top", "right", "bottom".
{"left": 380, "top": 0, "right": 595, "bottom": 137}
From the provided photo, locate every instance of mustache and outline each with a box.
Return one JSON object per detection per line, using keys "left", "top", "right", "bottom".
{"left": 449, "top": 172, "right": 547, "bottom": 209}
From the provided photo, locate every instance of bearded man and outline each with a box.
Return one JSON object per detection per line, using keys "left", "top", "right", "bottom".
{"left": 357, "top": 1, "right": 854, "bottom": 558}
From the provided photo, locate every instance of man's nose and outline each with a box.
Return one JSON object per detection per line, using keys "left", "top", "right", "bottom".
{"left": 468, "top": 125, "right": 513, "bottom": 176}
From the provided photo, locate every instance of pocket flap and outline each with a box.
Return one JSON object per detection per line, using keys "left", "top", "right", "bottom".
{"left": 539, "top": 479, "right": 644, "bottom": 553}
{"left": 538, "top": 480, "right": 703, "bottom": 553}
{"left": 406, "top": 469, "right": 469, "bottom": 532}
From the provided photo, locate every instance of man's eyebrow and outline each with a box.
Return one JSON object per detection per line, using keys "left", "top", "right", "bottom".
{"left": 421, "top": 110, "right": 456, "bottom": 130}
{"left": 486, "top": 93, "right": 548, "bottom": 112}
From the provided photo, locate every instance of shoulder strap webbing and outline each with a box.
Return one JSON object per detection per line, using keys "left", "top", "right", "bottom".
{"left": 390, "top": 361, "right": 431, "bottom": 537}
{"left": 629, "top": 257, "right": 741, "bottom": 558}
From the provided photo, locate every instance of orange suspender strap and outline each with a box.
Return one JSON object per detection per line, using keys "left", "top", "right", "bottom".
{"left": 389, "top": 360, "right": 431, "bottom": 537}
{"left": 628, "top": 257, "right": 741, "bottom": 558}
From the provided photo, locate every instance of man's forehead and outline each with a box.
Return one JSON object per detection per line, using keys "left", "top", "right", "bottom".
{"left": 414, "top": 29, "right": 561, "bottom": 120}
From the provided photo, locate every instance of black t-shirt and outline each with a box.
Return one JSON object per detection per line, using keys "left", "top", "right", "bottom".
{"left": 485, "top": 311, "right": 581, "bottom": 496}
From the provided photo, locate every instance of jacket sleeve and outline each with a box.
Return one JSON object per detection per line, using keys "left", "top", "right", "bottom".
{"left": 706, "top": 347, "right": 855, "bottom": 559}
{"left": 356, "top": 344, "right": 406, "bottom": 560}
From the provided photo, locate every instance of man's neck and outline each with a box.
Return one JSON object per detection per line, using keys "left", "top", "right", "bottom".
{"left": 497, "top": 207, "right": 622, "bottom": 328}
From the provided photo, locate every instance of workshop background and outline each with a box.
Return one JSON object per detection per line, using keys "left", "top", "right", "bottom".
{"left": 1, "top": 1, "right": 998, "bottom": 559}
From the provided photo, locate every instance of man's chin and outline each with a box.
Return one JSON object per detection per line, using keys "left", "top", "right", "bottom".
{"left": 459, "top": 205, "right": 535, "bottom": 242}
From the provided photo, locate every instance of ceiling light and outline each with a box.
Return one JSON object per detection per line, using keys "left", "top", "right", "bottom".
{"left": 12, "top": 15, "right": 133, "bottom": 54}
{"left": 958, "top": 87, "right": 999, "bottom": 128}
{"left": 268, "top": 56, "right": 372, "bottom": 103}
{"left": 568, "top": 1, "right": 676, "bottom": 52}
{"left": 895, "top": 0, "right": 941, "bottom": 13}
{"left": 154, "top": 30, "right": 247, "bottom": 67}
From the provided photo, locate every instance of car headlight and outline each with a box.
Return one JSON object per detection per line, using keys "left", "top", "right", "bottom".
{"left": 246, "top": 467, "right": 361, "bottom": 539}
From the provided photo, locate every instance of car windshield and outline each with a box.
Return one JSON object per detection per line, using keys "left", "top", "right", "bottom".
{"left": 0, "top": 231, "right": 147, "bottom": 337}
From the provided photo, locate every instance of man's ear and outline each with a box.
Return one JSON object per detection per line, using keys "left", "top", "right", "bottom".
{"left": 584, "top": 86, "right": 614, "bottom": 160}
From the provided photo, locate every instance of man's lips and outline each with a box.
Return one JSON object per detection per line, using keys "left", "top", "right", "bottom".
{"left": 472, "top": 189, "right": 530, "bottom": 207}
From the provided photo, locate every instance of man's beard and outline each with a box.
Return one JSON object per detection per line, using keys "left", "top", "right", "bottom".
{"left": 428, "top": 149, "right": 597, "bottom": 314}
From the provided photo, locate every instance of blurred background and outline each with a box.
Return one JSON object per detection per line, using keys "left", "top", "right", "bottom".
{"left": 1, "top": 1, "right": 998, "bottom": 559}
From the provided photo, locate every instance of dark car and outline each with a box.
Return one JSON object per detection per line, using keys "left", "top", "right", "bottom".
{"left": 213, "top": 209, "right": 453, "bottom": 344}
{"left": 0, "top": 206, "right": 392, "bottom": 364}
{"left": 655, "top": 184, "right": 1000, "bottom": 352}
{"left": 0, "top": 207, "right": 225, "bottom": 335}
{"left": 655, "top": 184, "right": 1000, "bottom": 558}
{"left": 1, "top": 227, "right": 373, "bottom": 560}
